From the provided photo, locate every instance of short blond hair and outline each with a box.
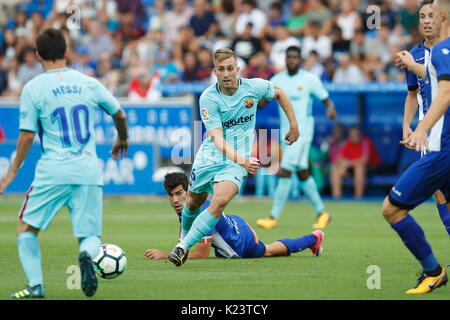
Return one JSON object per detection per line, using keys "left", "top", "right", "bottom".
{"left": 436, "top": 0, "right": 450, "bottom": 15}
{"left": 213, "top": 48, "right": 237, "bottom": 66}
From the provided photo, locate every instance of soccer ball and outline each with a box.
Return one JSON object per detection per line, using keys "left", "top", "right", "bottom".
{"left": 93, "top": 243, "right": 127, "bottom": 279}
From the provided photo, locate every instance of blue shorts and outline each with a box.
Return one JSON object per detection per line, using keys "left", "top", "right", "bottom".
{"left": 189, "top": 162, "right": 247, "bottom": 195}
{"left": 19, "top": 185, "right": 103, "bottom": 238}
{"left": 389, "top": 151, "right": 450, "bottom": 210}
{"left": 213, "top": 214, "right": 266, "bottom": 259}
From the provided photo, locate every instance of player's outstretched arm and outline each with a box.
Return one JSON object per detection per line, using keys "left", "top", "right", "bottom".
{"left": 395, "top": 50, "right": 426, "bottom": 79}
{"left": 406, "top": 80, "right": 450, "bottom": 151}
{"left": 0, "top": 130, "right": 35, "bottom": 194}
{"left": 208, "top": 128, "right": 260, "bottom": 175}
{"left": 110, "top": 110, "right": 129, "bottom": 160}
{"left": 144, "top": 242, "right": 211, "bottom": 259}
{"left": 273, "top": 86, "right": 299, "bottom": 145}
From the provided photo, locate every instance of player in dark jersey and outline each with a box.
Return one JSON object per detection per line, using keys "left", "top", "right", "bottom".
{"left": 145, "top": 172, "right": 324, "bottom": 260}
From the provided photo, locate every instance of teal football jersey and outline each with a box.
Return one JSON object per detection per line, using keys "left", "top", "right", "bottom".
{"left": 19, "top": 67, "right": 121, "bottom": 186}
{"left": 196, "top": 78, "right": 275, "bottom": 165}
{"left": 271, "top": 69, "right": 329, "bottom": 139}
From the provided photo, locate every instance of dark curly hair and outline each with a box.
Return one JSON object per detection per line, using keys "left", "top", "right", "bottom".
{"left": 163, "top": 172, "right": 189, "bottom": 194}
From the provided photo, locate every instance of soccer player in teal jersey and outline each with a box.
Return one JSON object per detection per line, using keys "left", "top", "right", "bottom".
{"left": 167, "top": 48, "right": 299, "bottom": 266}
{"left": 257, "top": 46, "right": 337, "bottom": 230}
{"left": 0, "top": 29, "right": 128, "bottom": 298}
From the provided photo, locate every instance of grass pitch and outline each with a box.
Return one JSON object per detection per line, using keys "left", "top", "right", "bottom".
{"left": 0, "top": 196, "right": 449, "bottom": 300}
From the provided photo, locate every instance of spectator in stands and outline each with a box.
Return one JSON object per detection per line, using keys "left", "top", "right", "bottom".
{"left": 148, "top": 48, "right": 180, "bottom": 83}
{"left": 165, "top": 0, "right": 194, "bottom": 42}
{"left": 399, "top": 0, "right": 420, "bottom": 34}
{"left": 380, "top": 45, "right": 405, "bottom": 82}
{"left": 330, "top": 126, "right": 381, "bottom": 199}
{"left": 231, "top": 23, "right": 263, "bottom": 64}
{"left": 235, "top": 0, "right": 267, "bottom": 38}
{"left": 335, "top": 0, "right": 361, "bottom": 41}
{"left": 173, "top": 26, "right": 199, "bottom": 68}
{"left": 286, "top": 0, "right": 308, "bottom": 37}
{"left": 17, "top": 46, "right": 43, "bottom": 84}
{"left": 0, "top": 55, "right": 8, "bottom": 96}
{"left": 4, "top": 57, "right": 21, "bottom": 97}
{"left": 96, "top": 52, "right": 115, "bottom": 79}
{"left": 70, "top": 45, "right": 96, "bottom": 77}
{"left": 321, "top": 122, "right": 347, "bottom": 166}
{"left": 331, "top": 25, "right": 351, "bottom": 54}
{"left": 303, "top": 50, "right": 330, "bottom": 81}
{"left": 147, "top": 0, "right": 170, "bottom": 33}
{"left": 189, "top": 0, "right": 217, "bottom": 38}
{"left": 305, "top": 0, "right": 333, "bottom": 35}
{"left": 269, "top": 25, "right": 301, "bottom": 72}
{"left": 301, "top": 21, "right": 332, "bottom": 60}
{"left": 116, "top": 0, "right": 146, "bottom": 27}
{"left": 349, "top": 29, "right": 367, "bottom": 58}
{"left": 3, "top": 29, "right": 17, "bottom": 67}
{"left": 260, "top": 2, "right": 285, "bottom": 41}
{"left": 180, "top": 51, "right": 200, "bottom": 81}
{"left": 195, "top": 47, "right": 214, "bottom": 81}
{"left": 215, "top": 0, "right": 238, "bottom": 39}
{"left": 128, "top": 66, "right": 161, "bottom": 101}
{"left": 364, "top": 25, "right": 395, "bottom": 64}
{"left": 27, "top": 11, "right": 45, "bottom": 43}
{"left": 115, "top": 9, "right": 145, "bottom": 45}
{"left": 332, "top": 53, "right": 366, "bottom": 83}
{"left": 244, "top": 51, "right": 275, "bottom": 80}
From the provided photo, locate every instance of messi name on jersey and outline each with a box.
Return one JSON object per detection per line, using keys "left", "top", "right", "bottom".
{"left": 52, "top": 85, "right": 82, "bottom": 97}
{"left": 222, "top": 114, "right": 254, "bottom": 129}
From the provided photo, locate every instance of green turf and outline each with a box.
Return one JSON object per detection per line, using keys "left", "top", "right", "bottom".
{"left": 0, "top": 196, "right": 449, "bottom": 300}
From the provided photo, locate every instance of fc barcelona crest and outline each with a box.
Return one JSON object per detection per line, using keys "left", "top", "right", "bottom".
{"left": 244, "top": 98, "right": 254, "bottom": 108}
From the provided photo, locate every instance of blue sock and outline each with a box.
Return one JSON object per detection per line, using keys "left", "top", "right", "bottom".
{"left": 17, "top": 232, "right": 43, "bottom": 288}
{"left": 80, "top": 236, "right": 101, "bottom": 259}
{"left": 391, "top": 215, "right": 439, "bottom": 272}
{"left": 179, "top": 209, "right": 219, "bottom": 250}
{"left": 270, "top": 177, "right": 293, "bottom": 219}
{"left": 181, "top": 204, "right": 202, "bottom": 239}
{"left": 437, "top": 204, "right": 450, "bottom": 236}
{"left": 299, "top": 177, "right": 325, "bottom": 214}
{"left": 277, "top": 233, "right": 318, "bottom": 254}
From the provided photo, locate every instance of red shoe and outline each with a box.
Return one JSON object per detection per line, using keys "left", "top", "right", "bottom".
{"left": 309, "top": 230, "right": 324, "bottom": 256}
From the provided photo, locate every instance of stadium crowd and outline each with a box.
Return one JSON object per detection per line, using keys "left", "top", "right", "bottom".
{"left": 0, "top": 0, "right": 422, "bottom": 99}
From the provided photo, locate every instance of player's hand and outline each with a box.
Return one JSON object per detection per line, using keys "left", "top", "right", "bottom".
{"left": 243, "top": 157, "right": 260, "bottom": 175}
{"left": 0, "top": 168, "right": 18, "bottom": 195}
{"left": 395, "top": 50, "right": 414, "bottom": 70}
{"left": 110, "top": 138, "right": 128, "bottom": 160}
{"left": 144, "top": 249, "right": 168, "bottom": 259}
{"left": 327, "top": 107, "right": 337, "bottom": 120}
{"left": 403, "top": 127, "right": 429, "bottom": 152}
{"left": 284, "top": 126, "right": 299, "bottom": 145}
{"left": 400, "top": 126, "right": 416, "bottom": 149}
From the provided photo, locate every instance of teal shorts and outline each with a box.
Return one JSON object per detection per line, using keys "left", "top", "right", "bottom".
{"left": 189, "top": 162, "right": 248, "bottom": 195}
{"left": 280, "top": 138, "right": 312, "bottom": 172}
{"left": 19, "top": 185, "right": 103, "bottom": 238}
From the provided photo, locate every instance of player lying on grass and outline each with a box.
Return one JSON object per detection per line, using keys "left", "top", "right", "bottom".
{"left": 144, "top": 172, "right": 324, "bottom": 260}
